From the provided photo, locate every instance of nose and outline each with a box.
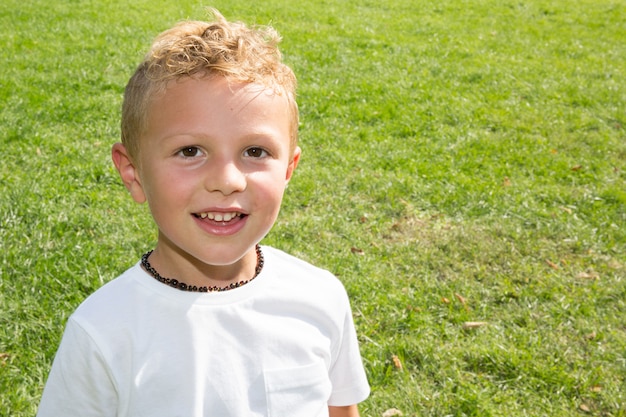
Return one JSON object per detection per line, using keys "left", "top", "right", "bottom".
{"left": 204, "top": 158, "right": 247, "bottom": 195}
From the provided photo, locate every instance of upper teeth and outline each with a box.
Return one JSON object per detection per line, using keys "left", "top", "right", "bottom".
{"left": 198, "top": 212, "right": 240, "bottom": 222}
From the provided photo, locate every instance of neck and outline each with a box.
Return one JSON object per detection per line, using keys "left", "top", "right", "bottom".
{"left": 145, "top": 244, "right": 261, "bottom": 290}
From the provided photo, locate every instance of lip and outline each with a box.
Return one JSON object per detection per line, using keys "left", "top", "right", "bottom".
{"left": 192, "top": 209, "right": 248, "bottom": 236}
{"left": 195, "top": 206, "right": 248, "bottom": 214}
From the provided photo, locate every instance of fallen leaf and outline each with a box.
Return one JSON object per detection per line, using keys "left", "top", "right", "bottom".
{"left": 441, "top": 297, "right": 450, "bottom": 304}
{"left": 463, "top": 321, "right": 488, "bottom": 330}
{"left": 350, "top": 247, "right": 364, "bottom": 255}
{"left": 454, "top": 293, "right": 467, "bottom": 305}
{"left": 585, "top": 331, "right": 597, "bottom": 340}
{"left": 382, "top": 408, "right": 403, "bottom": 417}
{"left": 502, "top": 177, "right": 511, "bottom": 187}
{"left": 546, "top": 259, "right": 559, "bottom": 270}
{"left": 559, "top": 206, "right": 572, "bottom": 214}
{"left": 0, "top": 353, "right": 9, "bottom": 366}
{"left": 590, "top": 385, "right": 602, "bottom": 393}
{"left": 579, "top": 403, "right": 591, "bottom": 413}
{"left": 571, "top": 165, "right": 583, "bottom": 171}
{"left": 391, "top": 355, "right": 403, "bottom": 371}
{"left": 577, "top": 271, "right": 599, "bottom": 280}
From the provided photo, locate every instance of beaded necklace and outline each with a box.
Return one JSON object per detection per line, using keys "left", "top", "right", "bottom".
{"left": 140, "top": 245, "right": 264, "bottom": 292}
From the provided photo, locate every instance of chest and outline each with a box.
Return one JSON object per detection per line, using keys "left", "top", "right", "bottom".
{"left": 109, "top": 300, "right": 337, "bottom": 416}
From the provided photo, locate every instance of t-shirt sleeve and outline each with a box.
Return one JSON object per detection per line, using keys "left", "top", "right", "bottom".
{"left": 37, "top": 317, "right": 118, "bottom": 417}
{"left": 327, "top": 292, "right": 370, "bottom": 406}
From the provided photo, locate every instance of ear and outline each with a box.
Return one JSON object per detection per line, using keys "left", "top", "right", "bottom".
{"left": 285, "top": 146, "right": 301, "bottom": 183}
{"left": 111, "top": 143, "right": 146, "bottom": 204}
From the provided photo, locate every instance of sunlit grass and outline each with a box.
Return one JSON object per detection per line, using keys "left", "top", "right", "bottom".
{"left": 1, "top": 0, "right": 625, "bottom": 415}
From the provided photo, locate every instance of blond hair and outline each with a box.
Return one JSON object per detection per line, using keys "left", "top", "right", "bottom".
{"left": 121, "top": 9, "right": 298, "bottom": 160}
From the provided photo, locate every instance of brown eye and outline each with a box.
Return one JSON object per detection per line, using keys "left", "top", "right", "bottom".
{"left": 179, "top": 147, "right": 201, "bottom": 157}
{"left": 244, "top": 147, "right": 268, "bottom": 158}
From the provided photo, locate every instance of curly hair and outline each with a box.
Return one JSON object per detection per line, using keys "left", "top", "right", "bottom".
{"left": 121, "top": 9, "right": 298, "bottom": 160}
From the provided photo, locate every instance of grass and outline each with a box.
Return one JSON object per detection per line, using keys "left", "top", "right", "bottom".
{"left": 1, "top": 0, "right": 625, "bottom": 415}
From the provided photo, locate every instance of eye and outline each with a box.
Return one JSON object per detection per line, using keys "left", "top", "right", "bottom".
{"left": 177, "top": 146, "right": 202, "bottom": 158}
{"left": 244, "top": 147, "right": 268, "bottom": 158}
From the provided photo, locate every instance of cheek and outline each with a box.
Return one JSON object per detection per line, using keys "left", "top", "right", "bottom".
{"left": 142, "top": 169, "right": 194, "bottom": 206}
{"left": 247, "top": 172, "right": 287, "bottom": 208}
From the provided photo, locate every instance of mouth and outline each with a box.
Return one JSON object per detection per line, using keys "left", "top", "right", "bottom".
{"left": 193, "top": 211, "right": 245, "bottom": 222}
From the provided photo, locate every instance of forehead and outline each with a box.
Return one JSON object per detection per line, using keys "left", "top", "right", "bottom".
{"left": 140, "top": 76, "right": 293, "bottom": 145}
{"left": 152, "top": 76, "right": 290, "bottom": 117}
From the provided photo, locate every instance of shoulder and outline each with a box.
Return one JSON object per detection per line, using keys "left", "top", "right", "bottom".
{"left": 68, "top": 263, "right": 150, "bottom": 329}
{"left": 260, "top": 246, "right": 352, "bottom": 312}
{"left": 262, "top": 246, "right": 345, "bottom": 289}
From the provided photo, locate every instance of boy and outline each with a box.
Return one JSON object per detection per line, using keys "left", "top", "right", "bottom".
{"left": 37, "top": 8, "right": 370, "bottom": 417}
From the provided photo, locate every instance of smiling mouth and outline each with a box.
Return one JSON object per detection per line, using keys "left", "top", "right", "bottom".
{"left": 194, "top": 211, "right": 244, "bottom": 222}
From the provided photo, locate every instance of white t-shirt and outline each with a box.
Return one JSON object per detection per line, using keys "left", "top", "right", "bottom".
{"left": 37, "top": 246, "right": 370, "bottom": 417}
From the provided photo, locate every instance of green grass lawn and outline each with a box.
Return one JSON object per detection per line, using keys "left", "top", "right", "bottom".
{"left": 1, "top": 0, "right": 625, "bottom": 415}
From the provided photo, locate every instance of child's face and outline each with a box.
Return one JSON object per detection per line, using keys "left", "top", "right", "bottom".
{"left": 114, "top": 76, "right": 300, "bottom": 275}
